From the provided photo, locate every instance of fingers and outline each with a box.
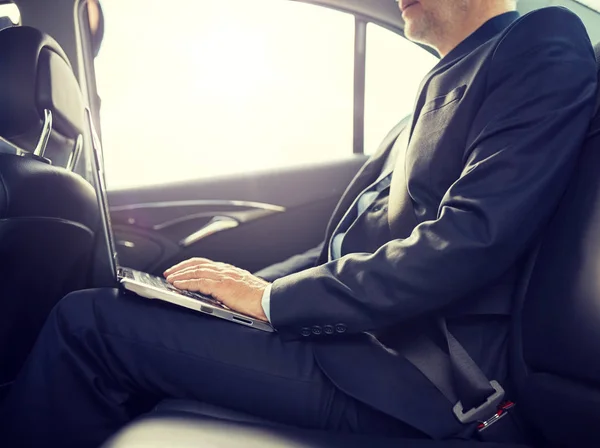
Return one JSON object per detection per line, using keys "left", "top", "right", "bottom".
{"left": 164, "top": 257, "right": 214, "bottom": 277}
{"left": 171, "top": 269, "right": 269, "bottom": 321}
{"left": 173, "top": 278, "right": 219, "bottom": 296}
{"left": 166, "top": 266, "right": 222, "bottom": 283}
{"left": 173, "top": 277, "right": 235, "bottom": 299}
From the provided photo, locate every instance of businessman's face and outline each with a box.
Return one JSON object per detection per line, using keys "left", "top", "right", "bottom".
{"left": 399, "top": 0, "right": 469, "bottom": 48}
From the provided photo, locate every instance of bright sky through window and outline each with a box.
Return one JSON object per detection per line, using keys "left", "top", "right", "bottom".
{"left": 575, "top": 0, "right": 600, "bottom": 12}
{"left": 0, "top": 3, "right": 20, "bottom": 25}
{"left": 95, "top": 0, "right": 436, "bottom": 189}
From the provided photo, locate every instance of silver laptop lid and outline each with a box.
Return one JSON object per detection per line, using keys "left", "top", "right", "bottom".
{"left": 85, "top": 108, "right": 119, "bottom": 282}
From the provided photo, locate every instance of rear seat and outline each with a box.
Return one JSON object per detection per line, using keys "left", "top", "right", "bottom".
{"left": 0, "top": 26, "right": 99, "bottom": 386}
{"left": 510, "top": 42, "right": 600, "bottom": 447}
{"left": 103, "top": 42, "right": 600, "bottom": 448}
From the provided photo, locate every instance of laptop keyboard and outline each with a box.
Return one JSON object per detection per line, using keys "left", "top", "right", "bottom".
{"left": 119, "top": 267, "right": 135, "bottom": 280}
{"left": 134, "top": 270, "right": 225, "bottom": 308}
{"left": 139, "top": 272, "right": 170, "bottom": 289}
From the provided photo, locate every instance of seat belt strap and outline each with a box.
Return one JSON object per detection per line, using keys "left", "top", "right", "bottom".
{"left": 400, "top": 320, "right": 504, "bottom": 424}
{"left": 439, "top": 318, "right": 496, "bottom": 411}
{"left": 400, "top": 334, "right": 457, "bottom": 403}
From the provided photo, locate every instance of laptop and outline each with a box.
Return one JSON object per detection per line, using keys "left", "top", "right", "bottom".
{"left": 85, "top": 109, "right": 273, "bottom": 333}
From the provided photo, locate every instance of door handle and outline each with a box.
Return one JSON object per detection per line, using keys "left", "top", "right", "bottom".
{"left": 179, "top": 216, "right": 239, "bottom": 247}
{"left": 110, "top": 200, "right": 286, "bottom": 230}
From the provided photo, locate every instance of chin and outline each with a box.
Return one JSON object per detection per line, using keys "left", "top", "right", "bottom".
{"left": 403, "top": 15, "right": 432, "bottom": 46}
{"left": 404, "top": 23, "right": 424, "bottom": 43}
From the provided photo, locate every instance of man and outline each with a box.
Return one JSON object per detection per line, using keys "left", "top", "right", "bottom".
{"left": 1, "top": 1, "right": 597, "bottom": 446}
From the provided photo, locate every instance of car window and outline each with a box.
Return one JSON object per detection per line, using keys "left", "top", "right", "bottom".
{"left": 95, "top": 0, "right": 355, "bottom": 189}
{"left": 0, "top": 2, "right": 20, "bottom": 30}
{"left": 364, "top": 23, "right": 438, "bottom": 155}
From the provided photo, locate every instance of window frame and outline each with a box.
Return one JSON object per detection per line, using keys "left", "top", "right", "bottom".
{"left": 351, "top": 13, "right": 438, "bottom": 154}
{"left": 76, "top": 0, "right": 103, "bottom": 138}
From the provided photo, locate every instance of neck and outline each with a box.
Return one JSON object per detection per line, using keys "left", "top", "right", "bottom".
{"left": 436, "top": 3, "right": 515, "bottom": 57}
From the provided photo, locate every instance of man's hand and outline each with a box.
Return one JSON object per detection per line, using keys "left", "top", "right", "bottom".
{"left": 164, "top": 258, "right": 270, "bottom": 322}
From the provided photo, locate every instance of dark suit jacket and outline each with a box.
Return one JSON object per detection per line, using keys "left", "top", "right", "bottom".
{"left": 262, "top": 7, "right": 598, "bottom": 438}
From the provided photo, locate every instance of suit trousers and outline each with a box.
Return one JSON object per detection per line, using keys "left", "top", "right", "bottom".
{"left": 0, "top": 288, "right": 424, "bottom": 448}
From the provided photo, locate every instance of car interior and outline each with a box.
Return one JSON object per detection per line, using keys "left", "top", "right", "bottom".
{"left": 0, "top": 0, "right": 599, "bottom": 446}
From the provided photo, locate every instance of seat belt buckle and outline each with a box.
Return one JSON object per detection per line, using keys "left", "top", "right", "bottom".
{"left": 452, "top": 380, "right": 505, "bottom": 424}
{"left": 477, "top": 400, "right": 516, "bottom": 432}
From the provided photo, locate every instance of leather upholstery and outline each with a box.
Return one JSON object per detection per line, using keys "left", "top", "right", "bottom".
{"left": 0, "top": 157, "right": 99, "bottom": 384}
{"left": 509, "top": 42, "right": 600, "bottom": 447}
{"left": 103, "top": 415, "right": 528, "bottom": 448}
{"left": 0, "top": 27, "right": 98, "bottom": 384}
{"left": 154, "top": 400, "right": 279, "bottom": 427}
{"left": 0, "top": 26, "right": 85, "bottom": 167}
{"left": 0, "top": 155, "right": 97, "bottom": 223}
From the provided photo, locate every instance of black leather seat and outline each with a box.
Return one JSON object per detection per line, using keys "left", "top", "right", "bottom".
{"left": 508, "top": 42, "right": 600, "bottom": 447}
{"left": 0, "top": 26, "right": 86, "bottom": 168}
{"left": 0, "top": 26, "right": 99, "bottom": 385}
{"left": 103, "top": 43, "right": 600, "bottom": 447}
{"left": 104, "top": 415, "right": 527, "bottom": 448}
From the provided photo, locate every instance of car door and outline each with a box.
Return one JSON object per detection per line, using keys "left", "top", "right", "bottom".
{"left": 81, "top": 0, "right": 438, "bottom": 275}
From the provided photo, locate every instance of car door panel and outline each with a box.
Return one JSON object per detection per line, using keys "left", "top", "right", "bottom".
{"left": 107, "top": 156, "right": 366, "bottom": 274}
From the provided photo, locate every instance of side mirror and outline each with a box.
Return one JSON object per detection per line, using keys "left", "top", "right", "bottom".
{"left": 87, "top": 0, "right": 104, "bottom": 58}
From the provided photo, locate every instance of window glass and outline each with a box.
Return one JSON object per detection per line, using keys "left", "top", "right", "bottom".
{"left": 574, "top": 0, "right": 600, "bottom": 13}
{"left": 95, "top": 0, "right": 355, "bottom": 189}
{"left": 0, "top": 3, "right": 20, "bottom": 30}
{"left": 364, "top": 23, "right": 438, "bottom": 155}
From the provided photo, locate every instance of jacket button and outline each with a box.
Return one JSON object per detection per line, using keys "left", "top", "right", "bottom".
{"left": 301, "top": 328, "right": 311, "bottom": 337}
{"left": 335, "top": 323, "right": 347, "bottom": 334}
{"left": 323, "top": 325, "right": 334, "bottom": 335}
{"left": 312, "top": 326, "right": 322, "bottom": 335}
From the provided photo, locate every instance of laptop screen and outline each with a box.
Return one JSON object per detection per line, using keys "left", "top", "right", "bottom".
{"left": 85, "top": 108, "right": 119, "bottom": 281}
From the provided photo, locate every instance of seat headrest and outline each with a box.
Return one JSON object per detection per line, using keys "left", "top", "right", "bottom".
{"left": 0, "top": 26, "right": 85, "bottom": 148}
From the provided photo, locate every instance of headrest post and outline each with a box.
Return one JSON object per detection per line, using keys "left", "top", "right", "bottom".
{"left": 66, "top": 134, "right": 83, "bottom": 172}
{"left": 33, "top": 108, "right": 52, "bottom": 157}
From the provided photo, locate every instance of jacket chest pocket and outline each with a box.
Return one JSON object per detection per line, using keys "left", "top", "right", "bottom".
{"left": 406, "top": 85, "right": 468, "bottom": 204}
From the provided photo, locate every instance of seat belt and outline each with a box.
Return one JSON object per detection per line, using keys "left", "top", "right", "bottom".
{"left": 400, "top": 319, "right": 505, "bottom": 425}
{"left": 400, "top": 318, "right": 528, "bottom": 444}
{"left": 440, "top": 318, "right": 507, "bottom": 424}
{"left": 400, "top": 241, "right": 542, "bottom": 441}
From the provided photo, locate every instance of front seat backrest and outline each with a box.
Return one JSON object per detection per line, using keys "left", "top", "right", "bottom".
{"left": 0, "top": 26, "right": 86, "bottom": 168}
{"left": 0, "top": 26, "right": 99, "bottom": 385}
{"left": 511, "top": 42, "right": 600, "bottom": 447}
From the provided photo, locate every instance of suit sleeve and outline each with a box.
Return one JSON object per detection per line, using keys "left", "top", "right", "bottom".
{"left": 269, "top": 9, "right": 599, "bottom": 340}
{"left": 253, "top": 242, "right": 324, "bottom": 282}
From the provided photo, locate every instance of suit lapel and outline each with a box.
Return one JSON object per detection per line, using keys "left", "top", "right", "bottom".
{"left": 387, "top": 124, "right": 419, "bottom": 237}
